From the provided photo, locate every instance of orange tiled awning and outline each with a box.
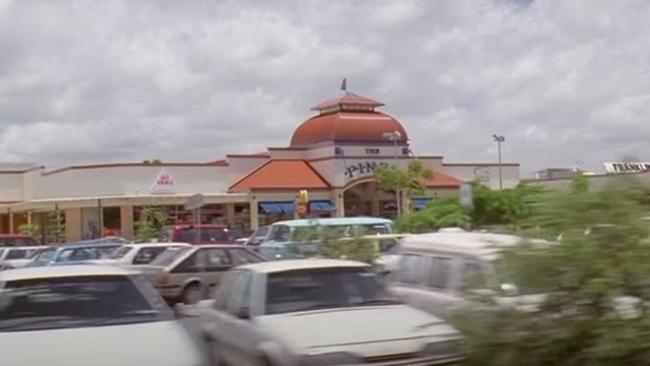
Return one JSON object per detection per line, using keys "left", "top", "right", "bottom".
{"left": 229, "top": 160, "right": 330, "bottom": 192}
{"left": 424, "top": 171, "right": 465, "bottom": 188}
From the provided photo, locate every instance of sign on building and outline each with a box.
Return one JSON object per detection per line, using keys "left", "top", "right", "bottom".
{"left": 344, "top": 161, "right": 389, "bottom": 180}
{"left": 151, "top": 169, "right": 175, "bottom": 194}
{"left": 184, "top": 194, "right": 204, "bottom": 210}
{"left": 604, "top": 162, "right": 650, "bottom": 174}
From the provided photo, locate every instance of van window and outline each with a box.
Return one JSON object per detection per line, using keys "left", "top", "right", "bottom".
{"left": 398, "top": 254, "right": 426, "bottom": 284}
{"left": 427, "top": 256, "right": 452, "bottom": 289}
{"left": 270, "top": 225, "right": 291, "bottom": 242}
{"left": 462, "top": 262, "right": 487, "bottom": 290}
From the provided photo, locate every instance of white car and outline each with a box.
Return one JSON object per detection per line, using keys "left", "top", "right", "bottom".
{"left": 390, "top": 229, "right": 549, "bottom": 316}
{"left": 94, "top": 242, "right": 191, "bottom": 266}
{"left": 0, "top": 265, "right": 203, "bottom": 366}
{"left": 198, "top": 259, "right": 464, "bottom": 366}
{"left": 0, "top": 246, "right": 47, "bottom": 270}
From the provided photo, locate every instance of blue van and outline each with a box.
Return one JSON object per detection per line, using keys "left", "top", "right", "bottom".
{"left": 257, "top": 217, "right": 396, "bottom": 259}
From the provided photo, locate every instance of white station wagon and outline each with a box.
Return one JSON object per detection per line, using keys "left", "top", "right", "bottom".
{"left": 198, "top": 259, "right": 464, "bottom": 366}
{"left": 390, "top": 229, "right": 547, "bottom": 316}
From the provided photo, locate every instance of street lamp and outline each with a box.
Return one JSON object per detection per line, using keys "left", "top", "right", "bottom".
{"left": 382, "top": 130, "right": 402, "bottom": 165}
{"left": 492, "top": 134, "right": 505, "bottom": 190}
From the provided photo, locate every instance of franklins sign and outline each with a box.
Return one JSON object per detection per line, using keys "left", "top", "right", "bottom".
{"left": 344, "top": 161, "right": 389, "bottom": 179}
{"left": 604, "top": 162, "right": 650, "bottom": 174}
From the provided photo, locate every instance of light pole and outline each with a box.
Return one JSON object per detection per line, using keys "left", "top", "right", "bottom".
{"left": 382, "top": 130, "right": 402, "bottom": 166}
{"left": 492, "top": 134, "right": 505, "bottom": 190}
{"left": 383, "top": 130, "right": 403, "bottom": 216}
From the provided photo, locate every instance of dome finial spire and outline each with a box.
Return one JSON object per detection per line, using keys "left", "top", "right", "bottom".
{"left": 340, "top": 77, "right": 347, "bottom": 92}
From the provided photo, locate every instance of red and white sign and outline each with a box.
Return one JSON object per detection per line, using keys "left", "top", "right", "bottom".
{"left": 151, "top": 169, "right": 175, "bottom": 194}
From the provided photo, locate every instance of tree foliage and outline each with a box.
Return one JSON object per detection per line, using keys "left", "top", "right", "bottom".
{"left": 470, "top": 182, "right": 545, "bottom": 229}
{"left": 18, "top": 223, "right": 38, "bottom": 236}
{"left": 453, "top": 181, "right": 650, "bottom": 366}
{"left": 375, "top": 160, "right": 434, "bottom": 196}
{"left": 134, "top": 207, "right": 165, "bottom": 242}
{"left": 396, "top": 197, "right": 469, "bottom": 233}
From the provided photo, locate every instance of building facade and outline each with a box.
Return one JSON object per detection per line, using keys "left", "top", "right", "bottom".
{"left": 0, "top": 91, "right": 520, "bottom": 242}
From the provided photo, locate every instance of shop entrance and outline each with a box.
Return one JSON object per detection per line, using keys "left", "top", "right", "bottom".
{"left": 343, "top": 180, "right": 397, "bottom": 219}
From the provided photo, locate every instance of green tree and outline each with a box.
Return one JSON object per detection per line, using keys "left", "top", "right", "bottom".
{"left": 18, "top": 223, "right": 38, "bottom": 236}
{"left": 453, "top": 182, "right": 650, "bottom": 366}
{"left": 375, "top": 160, "right": 433, "bottom": 216}
{"left": 470, "top": 182, "right": 545, "bottom": 229}
{"left": 44, "top": 209, "right": 65, "bottom": 243}
{"left": 396, "top": 197, "right": 469, "bottom": 233}
{"left": 570, "top": 172, "right": 590, "bottom": 193}
{"left": 134, "top": 207, "right": 166, "bottom": 242}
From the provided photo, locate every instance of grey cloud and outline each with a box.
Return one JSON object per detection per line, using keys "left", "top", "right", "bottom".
{"left": 0, "top": 0, "right": 649, "bottom": 174}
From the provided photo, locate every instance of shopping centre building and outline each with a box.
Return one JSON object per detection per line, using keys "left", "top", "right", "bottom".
{"left": 0, "top": 91, "right": 519, "bottom": 242}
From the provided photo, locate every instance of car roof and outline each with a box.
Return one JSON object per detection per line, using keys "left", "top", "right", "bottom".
{"left": 0, "top": 264, "right": 137, "bottom": 282}
{"left": 122, "top": 242, "right": 191, "bottom": 248}
{"left": 5, "top": 246, "right": 46, "bottom": 250}
{"left": 399, "top": 228, "right": 552, "bottom": 260}
{"left": 237, "top": 258, "right": 369, "bottom": 274}
{"left": 186, "top": 244, "right": 248, "bottom": 250}
{"left": 272, "top": 217, "right": 393, "bottom": 227}
{"left": 59, "top": 242, "right": 123, "bottom": 249}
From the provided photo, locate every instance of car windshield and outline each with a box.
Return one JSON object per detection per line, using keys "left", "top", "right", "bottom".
{"left": 0, "top": 275, "right": 173, "bottom": 332}
{"left": 109, "top": 246, "right": 133, "bottom": 259}
{"left": 265, "top": 267, "right": 399, "bottom": 314}
{"left": 150, "top": 247, "right": 192, "bottom": 266}
{"left": 58, "top": 246, "right": 120, "bottom": 262}
{"left": 179, "top": 228, "right": 227, "bottom": 242}
{"left": 5, "top": 249, "right": 29, "bottom": 260}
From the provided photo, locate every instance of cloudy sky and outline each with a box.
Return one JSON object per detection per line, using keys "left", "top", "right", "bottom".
{"left": 0, "top": 0, "right": 649, "bottom": 175}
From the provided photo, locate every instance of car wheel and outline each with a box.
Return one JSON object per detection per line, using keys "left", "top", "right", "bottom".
{"left": 182, "top": 283, "right": 202, "bottom": 305}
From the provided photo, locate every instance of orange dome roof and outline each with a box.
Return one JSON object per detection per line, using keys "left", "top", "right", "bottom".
{"left": 290, "top": 92, "right": 408, "bottom": 146}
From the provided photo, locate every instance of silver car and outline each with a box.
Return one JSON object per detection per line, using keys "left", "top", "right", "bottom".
{"left": 0, "top": 265, "right": 202, "bottom": 366}
{"left": 144, "top": 244, "right": 265, "bottom": 304}
{"left": 198, "top": 259, "right": 464, "bottom": 366}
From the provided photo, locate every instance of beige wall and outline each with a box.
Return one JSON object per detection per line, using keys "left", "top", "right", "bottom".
{"left": 65, "top": 208, "right": 82, "bottom": 242}
{"left": 442, "top": 164, "right": 519, "bottom": 189}
{"left": 0, "top": 173, "right": 24, "bottom": 201}
{"left": 120, "top": 205, "right": 134, "bottom": 239}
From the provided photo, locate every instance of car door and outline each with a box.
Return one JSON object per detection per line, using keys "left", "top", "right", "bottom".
{"left": 202, "top": 271, "right": 244, "bottom": 365}
{"left": 199, "top": 247, "right": 233, "bottom": 297}
{"left": 220, "top": 270, "right": 261, "bottom": 366}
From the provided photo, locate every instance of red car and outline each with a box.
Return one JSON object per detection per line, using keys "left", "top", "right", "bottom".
{"left": 162, "top": 225, "right": 232, "bottom": 245}
{"left": 0, "top": 234, "right": 38, "bottom": 247}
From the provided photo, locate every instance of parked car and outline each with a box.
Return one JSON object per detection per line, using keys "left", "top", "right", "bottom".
{"left": 143, "top": 244, "right": 265, "bottom": 304}
{"left": 0, "top": 246, "right": 47, "bottom": 270}
{"left": 27, "top": 243, "right": 123, "bottom": 267}
{"left": 242, "top": 225, "right": 271, "bottom": 246}
{"left": 95, "top": 243, "right": 191, "bottom": 266}
{"left": 162, "top": 224, "right": 232, "bottom": 244}
{"left": 389, "top": 228, "right": 550, "bottom": 316}
{"left": 197, "top": 259, "right": 464, "bottom": 366}
{"left": 257, "top": 217, "right": 396, "bottom": 259}
{"left": 0, "top": 234, "right": 38, "bottom": 247}
{"left": 0, "top": 265, "right": 202, "bottom": 366}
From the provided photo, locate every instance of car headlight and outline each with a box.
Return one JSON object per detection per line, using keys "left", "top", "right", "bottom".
{"left": 301, "top": 351, "right": 361, "bottom": 366}
{"left": 420, "top": 339, "right": 463, "bottom": 357}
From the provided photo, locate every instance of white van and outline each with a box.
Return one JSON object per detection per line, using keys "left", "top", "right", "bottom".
{"left": 390, "top": 228, "right": 547, "bottom": 316}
